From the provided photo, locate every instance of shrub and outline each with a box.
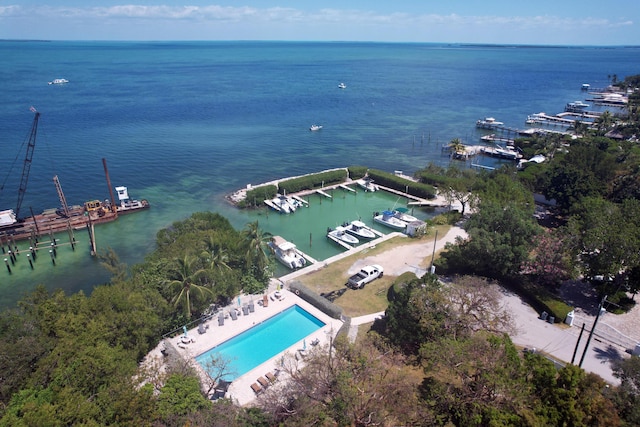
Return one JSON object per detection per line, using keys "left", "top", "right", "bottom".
{"left": 347, "top": 166, "right": 369, "bottom": 180}
{"left": 278, "top": 169, "right": 348, "bottom": 194}
{"left": 240, "top": 185, "right": 278, "bottom": 208}
{"left": 367, "top": 169, "right": 436, "bottom": 199}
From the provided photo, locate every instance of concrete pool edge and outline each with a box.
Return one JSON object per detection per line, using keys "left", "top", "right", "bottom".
{"left": 153, "top": 287, "right": 343, "bottom": 406}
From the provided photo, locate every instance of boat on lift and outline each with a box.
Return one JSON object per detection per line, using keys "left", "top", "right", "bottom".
{"left": 373, "top": 211, "right": 407, "bottom": 230}
{"left": 391, "top": 207, "right": 419, "bottom": 223}
{"left": 327, "top": 226, "right": 360, "bottom": 246}
{"left": 357, "top": 177, "right": 378, "bottom": 192}
{"left": 342, "top": 220, "right": 376, "bottom": 239}
{"left": 268, "top": 236, "right": 307, "bottom": 269}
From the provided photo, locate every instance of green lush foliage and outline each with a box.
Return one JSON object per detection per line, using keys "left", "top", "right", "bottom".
{"left": 0, "top": 212, "right": 278, "bottom": 425}
{"left": 346, "top": 165, "right": 368, "bottom": 180}
{"left": 368, "top": 168, "right": 436, "bottom": 199}
{"left": 278, "top": 168, "right": 347, "bottom": 193}
{"left": 240, "top": 184, "right": 278, "bottom": 208}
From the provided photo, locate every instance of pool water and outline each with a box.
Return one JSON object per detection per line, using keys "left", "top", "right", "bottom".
{"left": 195, "top": 305, "right": 325, "bottom": 380}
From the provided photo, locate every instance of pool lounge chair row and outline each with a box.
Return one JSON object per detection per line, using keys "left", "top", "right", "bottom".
{"left": 250, "top": 371, "right": 279, "bottom": 395}
{"left": 218, "top": 302, "right": 256, "bottom": 325}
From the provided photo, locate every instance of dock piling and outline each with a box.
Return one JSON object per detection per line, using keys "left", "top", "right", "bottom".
{"left": 4, "top": 258, "right": 10, "bottom": 274}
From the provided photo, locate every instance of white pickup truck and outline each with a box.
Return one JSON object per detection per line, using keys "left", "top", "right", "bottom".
{"left": 347, "top": 264, "right": 384, "bottom": 289}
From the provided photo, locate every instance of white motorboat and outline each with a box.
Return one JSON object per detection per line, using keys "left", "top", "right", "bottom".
{"left": 342, "top": 220, "right": 376, "bottom": 239}
{"left": 565, "top": 101, "right": 590, "bottom": 112}
{"left": 271, "top": 195, "right": 292, "bottom": 213}
{"left": 356, "top": 177, "right": 378, "bottom": 192}
{"left": 373, "top": 211, "right": 407, "bottom": 230}
{"left": 327, "top": 226, "right": 360, "bottom": 245}
{"left": 391, "top": 208, "right": 419, "bottom": 223}
{"left": 338, "top": 82, "right": 347, "bottom": 89}
{"left": 48, "top": 78, "right": 69, "bottom": 85}
{"left": 310, "top": 124, "right": 323, "bottom": 131}
{"left": 475, "top": 117, "right": 504, "bottom": 129}
{"left": 268, "top": 236, "right": 306, "bottom": 270}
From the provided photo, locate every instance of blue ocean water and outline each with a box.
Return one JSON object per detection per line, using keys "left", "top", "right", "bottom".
{"left": 195, "top": 305, "right": 324, "bottom": 380}
{"left": 0, "top": 41, "right": 638, "bottom": 308}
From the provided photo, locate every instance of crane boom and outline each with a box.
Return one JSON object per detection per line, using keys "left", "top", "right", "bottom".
{"left": 15, "top": 110, "right": 40, "bottom": 218}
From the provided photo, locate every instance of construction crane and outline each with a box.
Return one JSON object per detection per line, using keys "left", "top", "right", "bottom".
{"left": 53, "top": 175, "right": 70, "bottom": 217}
{"left": 14, "top": 108, "right": 40, "bottom": 219}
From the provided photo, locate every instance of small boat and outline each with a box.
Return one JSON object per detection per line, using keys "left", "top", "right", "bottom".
{"left": 114, "top": 186, "right": 150, "bottom": 214}
{"left": 338, "top": 82, "right": 347, "bottom": 89}
{"left": 327, "top": 226, "right": 360, "bottom": 245}
{"left": 268, "top": 236, "right": 306, "bottom": 270}
{"left": 356, "top": 177, "right": 378, "bottom": 192}
{"left": 48, "top": 78, "right": 69, "bottom": 85}
{"left": 565, "top": 101, "right": 590, "bottom": 112}
{"left": 475, "top": 117, "right": 504, "bottom": 129}
{"left": 310, "top": 124, "right": 323, "bottom": 131}
{"left": 271, "top": 194, "right": 293, "bottom": 213}
{"left": 373, "top": 211, "right": 407, "bottom": 230}
{"left": 391, "top": 207, "right": 419, "bottom": 223}
{"left": 480, "top": 145, "right": 521, "bottom": 160}
{"left": 342, "top": 220, "right": 376, "bottom": 239}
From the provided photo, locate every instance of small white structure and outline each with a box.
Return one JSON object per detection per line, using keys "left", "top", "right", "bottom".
{"left": 115, "top": 186, "right": 130, "bottom": 203}
{"left": 565, "top": 310, "right": 575, "bottom": 327}
{"left": 405, "top": 220, "right": 427, "bottom": 237}
{"left": 0, "top": 209, "right": 17, "bottom": 227}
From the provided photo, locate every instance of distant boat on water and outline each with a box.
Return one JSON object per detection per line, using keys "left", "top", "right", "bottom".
{"left": 310, "top": 124, "right": 323, "bottom": 131}
{"left": 476, "top": 117, "right": 504, "bottom": 129}
{"left": 338, "top": 82, "right": 347, "bottom": 89}
{"left": 48, "top": 78, "right": 69, "bottom": 85}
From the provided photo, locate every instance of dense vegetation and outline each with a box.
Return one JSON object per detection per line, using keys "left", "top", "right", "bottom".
{"left": 1, "top": 75, "right": 640, "bottom": 426}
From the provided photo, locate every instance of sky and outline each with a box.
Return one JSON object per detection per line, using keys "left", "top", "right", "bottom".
{"left": 0, "top": 1, "right": 638, "bottom": 45}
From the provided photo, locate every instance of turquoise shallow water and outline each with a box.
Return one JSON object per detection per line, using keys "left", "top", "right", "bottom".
{"left": 195, "top": 305, "right": 324, "bottom": 380}
{"left": 0, "top": 41, "right": 638, "bottom": 308}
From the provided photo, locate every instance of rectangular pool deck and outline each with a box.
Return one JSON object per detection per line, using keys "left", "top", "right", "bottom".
{"left": 162, "top": 287, "right": 343, "bottom": 406}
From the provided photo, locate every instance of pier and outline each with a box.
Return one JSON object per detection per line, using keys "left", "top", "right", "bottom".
{"left": 316, "top": 189, "right": 333, "bottom": 199}
{"left": 339, "top": 184, "right": 356, "bottom": 193}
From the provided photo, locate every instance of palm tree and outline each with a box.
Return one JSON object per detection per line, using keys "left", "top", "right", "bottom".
{"left": 448, "top": 138, "right": 465, "bottom": 156}
{"left": 241, "top": 221, "right": 272, "bottom": 274}
{"left": 595, "top": 111, "right": 614, "bottom": 135}
{"left": 201, "top": 235, "right": 232, "bottom": 273}
{"left": 164, "top": 254, "right": 213, "bottom": 318}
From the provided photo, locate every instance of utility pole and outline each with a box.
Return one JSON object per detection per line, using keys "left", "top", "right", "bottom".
{"left": 579, "top": 295, "right": 607, "bottom": 368}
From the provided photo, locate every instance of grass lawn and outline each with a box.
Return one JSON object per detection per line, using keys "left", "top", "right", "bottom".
{"left": 294, "top": 224, "right": 451, "bottom": 317}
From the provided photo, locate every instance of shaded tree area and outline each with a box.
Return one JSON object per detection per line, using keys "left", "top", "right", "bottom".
{"left": 0, "top": 212, "right": 276, "bottom": 426}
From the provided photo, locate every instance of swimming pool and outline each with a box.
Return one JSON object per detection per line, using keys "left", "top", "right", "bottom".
{"left": 195, "top": 305, "right": 325, "bottom": 380}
